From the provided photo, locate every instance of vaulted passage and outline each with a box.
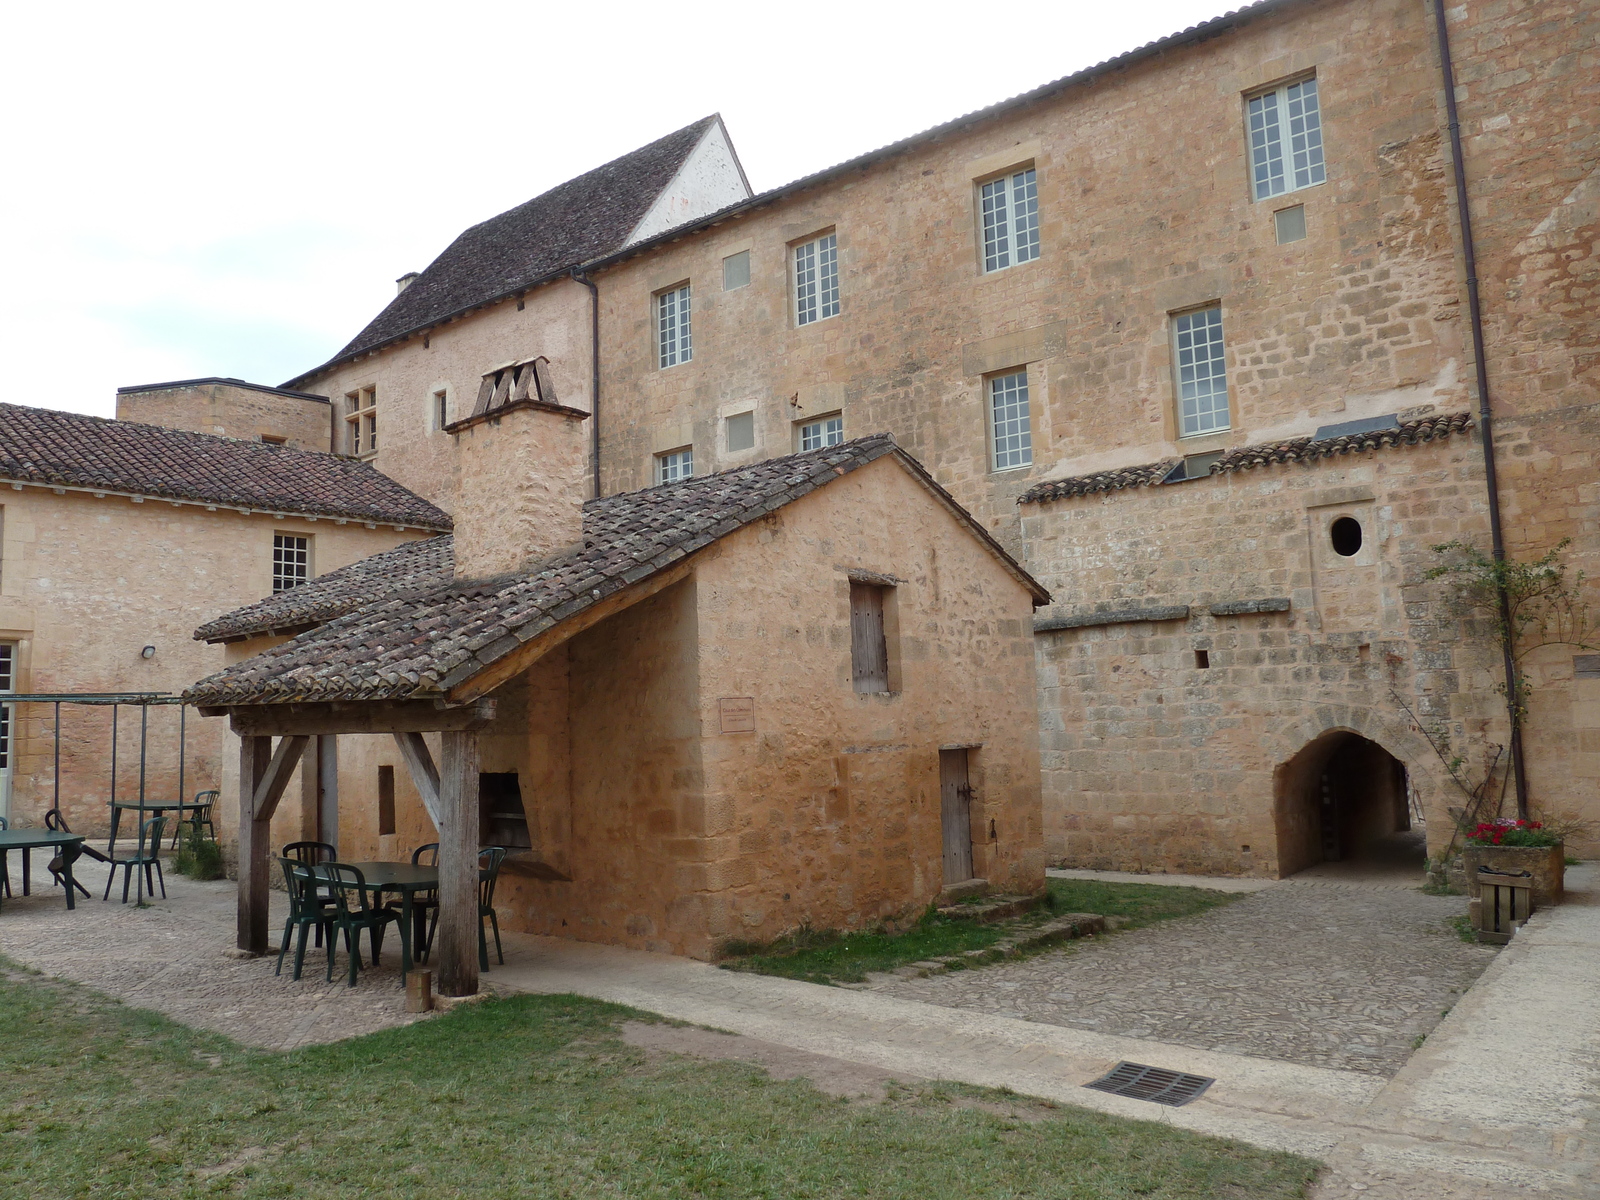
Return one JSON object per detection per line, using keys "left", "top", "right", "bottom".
{"left": 1274, "top": 731, "right": 1419, "bottom": 878}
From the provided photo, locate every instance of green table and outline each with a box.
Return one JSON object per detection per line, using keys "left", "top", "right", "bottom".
{"left": 0, "top": 830, "right": 86, "bottom": 913}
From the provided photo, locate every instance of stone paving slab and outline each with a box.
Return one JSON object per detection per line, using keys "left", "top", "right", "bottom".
{"left": 0, "top": 858, "right": 427, "bottom": 1050}
{"left": 873, "top": 877, "right": 1498, "bottom": 1075}
{"left": 1046, "top": 867, "right": 1279, "bottom": 892}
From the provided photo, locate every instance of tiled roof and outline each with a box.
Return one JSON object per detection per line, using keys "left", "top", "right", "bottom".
{"left": 186, "top": 435, "right": 1048, "bottom": 706}
{"left": 0, "top": 402, "right": 452, "bottom": 529}
{"left": 291, "top": 117, "right": 718, "bottom": 381}
{"left": 1018, "top": 412, "right": 1474, "bottom": 505}
{"left": 195, "top": 535, "right": 454, "bottom": 643}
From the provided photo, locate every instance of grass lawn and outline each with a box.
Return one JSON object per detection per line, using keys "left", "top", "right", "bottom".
{"left": 0, "top": 962, "right": 1316, "bottom": 1200}
{"left": 720, "top": 879, "right": 1242, "bottom": 986}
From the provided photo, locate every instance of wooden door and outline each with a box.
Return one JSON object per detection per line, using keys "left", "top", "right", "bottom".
{"left": 940, "top": 749, "right": 974, "bottom": 885}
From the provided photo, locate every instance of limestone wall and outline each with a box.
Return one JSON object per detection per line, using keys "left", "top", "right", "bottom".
{"left": 116, "top": 381, "right": 332, "bottom": 451}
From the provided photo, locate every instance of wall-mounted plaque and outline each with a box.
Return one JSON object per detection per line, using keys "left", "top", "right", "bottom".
{"left": 718, "top": 697, "right": 756, "bottom": 733}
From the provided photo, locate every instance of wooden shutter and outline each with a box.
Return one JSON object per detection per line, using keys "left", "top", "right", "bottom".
{"left": 850, "top": 582, "right": 889, "bottom": 693}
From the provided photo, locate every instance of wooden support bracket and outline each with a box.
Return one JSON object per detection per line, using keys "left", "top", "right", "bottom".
{"left": 392, "top": 731, "right": 443, "bottom": 830}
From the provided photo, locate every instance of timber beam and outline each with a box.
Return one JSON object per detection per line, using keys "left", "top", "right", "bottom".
{"left": 209, "top": 698, "right": 497, "bottom": 737}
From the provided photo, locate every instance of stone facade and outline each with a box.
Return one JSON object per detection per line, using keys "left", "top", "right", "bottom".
{"left": 116, "top": 378, "right": 332, "bottom": 451}
{"left": 283, "top": 0, "right": 1599, "bottom": 868}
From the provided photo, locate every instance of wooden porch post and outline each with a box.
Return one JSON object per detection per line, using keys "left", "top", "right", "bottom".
{"left": 435, "top": 729, "right": 482, "bottom": 996}
{"left": 236, "top": 735, "right": 273, "bottom": 953}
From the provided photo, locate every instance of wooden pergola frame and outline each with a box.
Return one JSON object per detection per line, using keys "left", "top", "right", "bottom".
{"left": 205, "top": 698, "right": 497, "bottom": 996}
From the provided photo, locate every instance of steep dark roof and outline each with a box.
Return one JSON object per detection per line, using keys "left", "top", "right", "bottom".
{"left": 186, "top": 435, "right": 1048, "bottom": 706}
{"left": 196, "top": 534, "right": 454, "bottom": 643}
{"left": 1018, "top": 412, "right": 1474, "bottom": 504}
{"left": 291, "top": 117, "right": 719, "bottom": 382}
{"left": 0, "top": 402, "right": 451, "bottom": 529}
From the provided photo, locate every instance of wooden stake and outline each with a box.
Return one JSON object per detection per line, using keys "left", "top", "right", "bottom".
{"left": 435, "top": 729, "right": 481, "bottom": 997}
{"left": 236, "top": 735, "right": 273, "bottom": 954}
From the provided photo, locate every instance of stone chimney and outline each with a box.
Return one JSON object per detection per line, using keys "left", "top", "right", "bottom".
{"left": 449, "top": 377, "right": 590, "bottom": 580}
{"left": 396, "top": 271, "right": 420, "bottom": 294}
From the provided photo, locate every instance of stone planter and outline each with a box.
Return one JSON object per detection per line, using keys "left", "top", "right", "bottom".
{"left": 1463, "top": 842, "right": 1565, "bottom": 909}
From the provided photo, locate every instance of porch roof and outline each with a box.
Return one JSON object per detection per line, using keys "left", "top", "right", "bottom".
{"left": 184, "top": 434, "right": 1049, "bottom": 708}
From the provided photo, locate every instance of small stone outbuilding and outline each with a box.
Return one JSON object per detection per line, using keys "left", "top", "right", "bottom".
{"left": 188, "top": 421, "right": 1048, "bottom": 977}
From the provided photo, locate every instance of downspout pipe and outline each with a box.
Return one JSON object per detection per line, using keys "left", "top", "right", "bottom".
{"left": 1431, "top": 0, "right": 1528, "bottom": 818}
{"left": 570, "top": 269, "right": 602, "bottom": 499}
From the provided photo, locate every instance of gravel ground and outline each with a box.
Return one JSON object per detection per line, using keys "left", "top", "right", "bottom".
{"left": 870, "top": 876, "right": 1498, "bottom": 1075}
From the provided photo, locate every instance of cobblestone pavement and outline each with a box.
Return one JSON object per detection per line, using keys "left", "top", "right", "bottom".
{"left": 870, "top": 877, "right": 1499, "bottom": 1075}
{"left": 0, "top": 858, "right": 428, "bottom": 1050}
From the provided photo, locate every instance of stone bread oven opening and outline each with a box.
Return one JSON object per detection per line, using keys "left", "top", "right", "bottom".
{"left": 1273, "top": 730, "right": 1420, "bottom": 878}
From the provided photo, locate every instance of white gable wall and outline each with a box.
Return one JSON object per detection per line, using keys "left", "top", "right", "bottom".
{"left": 627, "top": 119, "right": 751, "bottom": 245}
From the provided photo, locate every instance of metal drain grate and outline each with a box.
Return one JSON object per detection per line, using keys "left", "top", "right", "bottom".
{"left": 1083, "top": 1061, "right": 1215, "bottom": 1107}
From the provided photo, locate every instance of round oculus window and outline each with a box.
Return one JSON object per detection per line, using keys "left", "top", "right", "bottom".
{"left": 1330, "top": 516, "right": 1363, "bottom": 557}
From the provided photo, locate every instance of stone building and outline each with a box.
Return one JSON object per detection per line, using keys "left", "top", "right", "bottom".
{"left": 0, "top": 400, "right": 449, "bottom": 833}
{"left": 188, "top": 427, "right": 1049, "bottom": 965}
{"left": 271, "top": 0, "right": 1598, "bottom": 872}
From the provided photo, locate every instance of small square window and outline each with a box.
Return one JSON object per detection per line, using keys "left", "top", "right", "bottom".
{"left": 989, "top": 370, "right": 1033, "bottom": 471}
{"left": 726, "top": 411, "right": 755, "bottom": 453}
{"left": 1173, "top": 306, "right": 1230, "bottom": 437}
{"left": 656, "top": 447, "right": 693, "bottom": 485}
{"left": 794, "top": 233, "right": 839, "bottom": 326}
{"left": 657, "top": 284, "right": 692, "bottom": 369}
{"left": 1274, "top": 205, "right": 1307, "bottom": 243}
{"left": 1248, "top": 75, "right": 1326, "bottom": 201}
{"left": 799, "top": 413, "right": 844, "bottom": 451}
{"left": 273, "top": 534, "right": 310, "bottom": 593}
{"left": 980, "top": 167, "right": 1040, "bottom": 272}
{"left": 723, "top": 250, "right": 750, "bottom": 291}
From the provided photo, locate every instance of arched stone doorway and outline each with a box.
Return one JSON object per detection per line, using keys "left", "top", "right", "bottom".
{"left": 1274, "top": 730, "right": 1421, "bottom": 878}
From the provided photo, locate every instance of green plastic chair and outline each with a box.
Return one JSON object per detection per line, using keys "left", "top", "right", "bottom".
{"left": 274, "top": 858, "right": 335, "bottom": 981}
{"left": 421, "top": 846, "right": 507, "bottom": 969}
{"left": 103, "top": 815, "right": 168, "bottom": 903}
{"left": 172, "top": 789, "right": 221, "bottom": 849}
{"left": 322, "top": 863, "right": 398, "bottom": 987}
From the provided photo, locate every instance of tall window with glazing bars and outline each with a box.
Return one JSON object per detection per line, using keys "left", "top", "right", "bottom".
{"left": 657, "top": 284, "right": 692, "bottom": 368}
{"left": 793, "top": 233, "right": 839, "bottom": 325}
{"left": 273, "top": 534, "right": 310, "bottom": 593}
{"left": 989, "top": 370, "right": 1032, "bottom": 470}
{"left": 1173, "top": 306, "right": 1229, "bottom": 436}
{"left": 1248, "top": 76, "right": 1325, "bottom": 201}
{"left": 980, "top": 168, "right": 1039, "bottom": 272}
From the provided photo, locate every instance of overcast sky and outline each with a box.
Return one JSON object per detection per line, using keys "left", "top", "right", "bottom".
{"left": 1, "top": 0, "right": 1242, "bottom": 418}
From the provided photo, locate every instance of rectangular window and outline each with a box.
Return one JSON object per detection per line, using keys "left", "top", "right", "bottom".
{"left": 434, "top": 389, "right": 449, "bottom": 430}
{"left": 272, "top": 534, "right": 310, "bottom": 593}
{"left": 980, "top": 167, "right": 1040, "bottom": 272}
{"left": 794, "top": 233, "right": 839, "bottom": 326}
{"left": 377, "top": 765, "right": 395, "bottom": 836}
{"left": 657, "top": 284, "right": 692, "bottom": 368}
{"left": 656, "top": 447, "right": 693, "bottom": 485}
{"left": 850, "top": 582, "right": 890, "bottom": 694}
{"left": 0, "top": 642, "right": 13, "bottom": 774}
{"left": 1173, "top": 306, "right": 1230, "bottom": 436}
{"left": 989, "top": 370, "right": 1033, "bottom": 471}
{"left": 343, "top": 386, "right": 377, "bottom": 455}
{"left": 722, "top": 250, "right": 750, "bottom": 290}
{"left": 1248, "top": 76, "right": 1326, "bottom": 201}
{"left": 1274, "top": 204, "right": 1307, "bottom": 244}
{"left": 725, "top": 411, "right": 755, "bottom": 453}
{"left": 799, "top": 414, "right": 844, "bottom": 451}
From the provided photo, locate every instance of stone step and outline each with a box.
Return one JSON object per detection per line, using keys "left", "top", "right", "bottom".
{"left": 935, "top": 892, "right": 1046, "bottom": 924}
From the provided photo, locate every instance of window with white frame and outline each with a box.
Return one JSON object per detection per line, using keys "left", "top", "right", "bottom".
{"left": 793, "top": 233, "right": 839, "bottom": 326}
{"left": 980, "top": 167, "right": 1040, "bottom": 272}
{"left": 799, "top": 413, "right": 844, "bottom": 451}
{"left": 273, "top": 534, "right": 310, "bottom": 593}
{"left": 989, "top": 370, "right": 1033, "bottom": 471}
{"left": 344, "top": 386, "right": 377, "bottom": 455}
{"left": 657, "top": 284, "right": 692, "bottom": 368}
{"left": 1173, "top": 306, "right": 1230, "bottom": 436}
{"left": 656, "top": 447, "right": 693, "bottom": 484}
{"left": 0, "top": 642, "right": 13, "bottom": 778}
{"left": 1248, "top": 76, "right": 1326, "bottom": 201}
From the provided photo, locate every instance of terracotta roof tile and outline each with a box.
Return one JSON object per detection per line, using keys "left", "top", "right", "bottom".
{"left": 0, "top": 402, "right": 452, "bottom": 529}
{"left": 186, "top": 435, "right": 1047, "bottom": 706}
{"left": 1018, "top": 412, "right": 1474, "bottom": 505}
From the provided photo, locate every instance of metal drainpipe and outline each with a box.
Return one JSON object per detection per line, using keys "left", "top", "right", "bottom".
{"left": 1430, "top": 0, "right": 1528, "bottom": 818}
{"left": 571, "top": 269, "right": 602, "bottom": 499}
